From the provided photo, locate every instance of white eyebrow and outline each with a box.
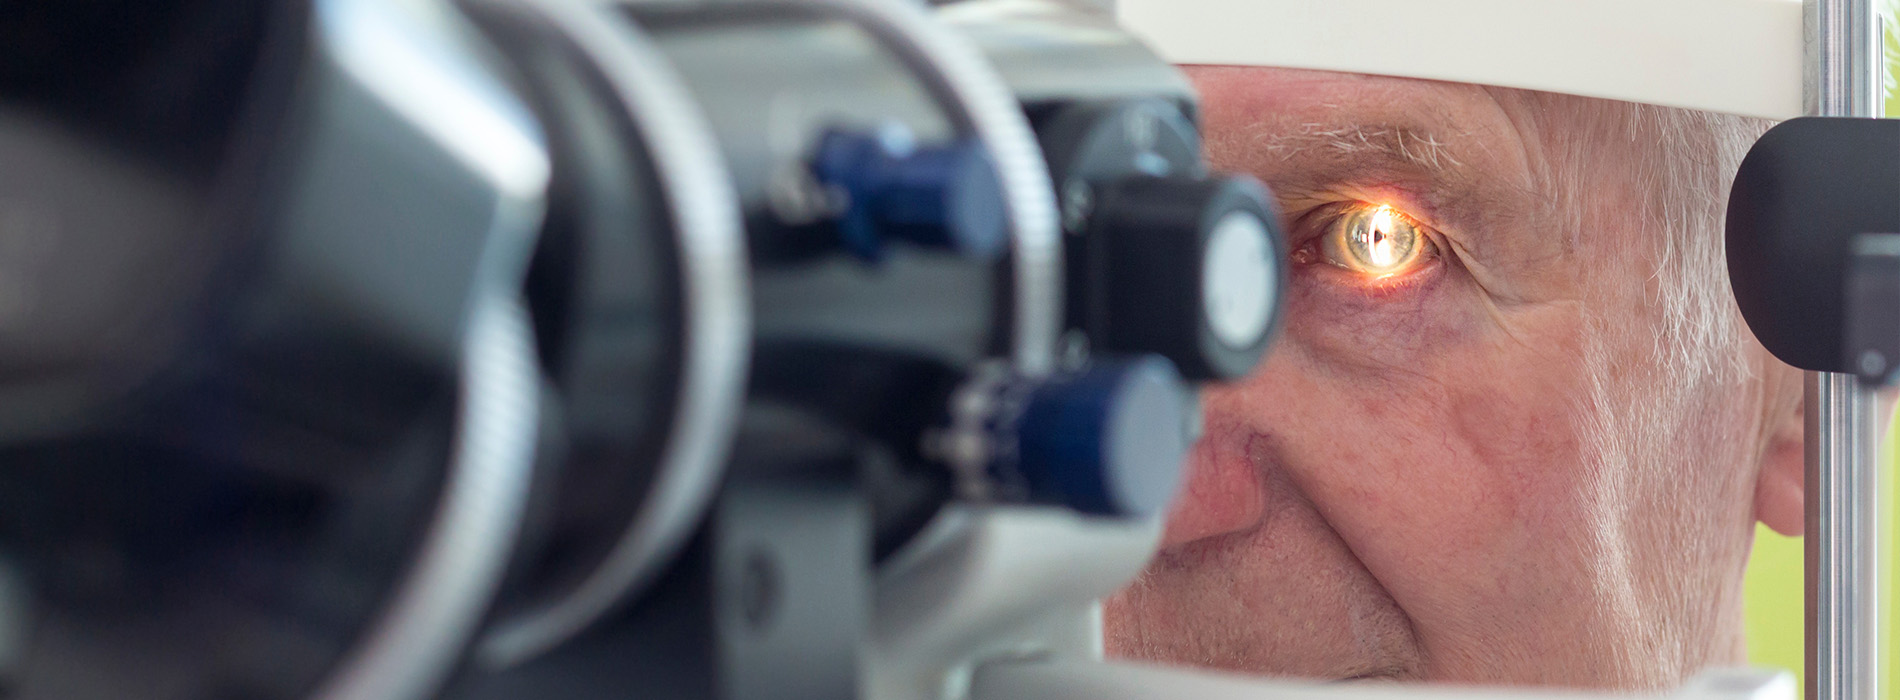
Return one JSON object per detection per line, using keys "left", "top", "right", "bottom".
{"left": 1251, "top": 123, "right": 1466, "bottom": 170}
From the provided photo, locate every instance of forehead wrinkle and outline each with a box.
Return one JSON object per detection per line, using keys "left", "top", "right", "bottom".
{"left": 1477, "top": 87, "right": 1573, "bottom": 257}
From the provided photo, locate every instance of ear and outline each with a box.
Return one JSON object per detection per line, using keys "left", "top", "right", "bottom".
{"left": 1754, "top": 372, "right": 1804, "bottom": 537}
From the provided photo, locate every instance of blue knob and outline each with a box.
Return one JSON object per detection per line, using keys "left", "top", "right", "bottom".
{"left": 809, "top": 125, "right": 1007, "bottom": 261}
{"left": 1004, "top": 356, "right": 1192, "bottom": 518}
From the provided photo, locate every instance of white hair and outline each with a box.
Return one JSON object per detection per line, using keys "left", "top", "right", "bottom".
{"left": 1638, "top": 106, "right": 1770, "bottom": 385}
{"left": 1561, "top": 100, "right": 1776, "bottom": 686}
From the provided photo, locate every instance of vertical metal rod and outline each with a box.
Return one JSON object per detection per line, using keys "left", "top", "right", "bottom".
{"left": 1805, "top": 375, "right": 1881, "bottom": 700}
{"left": 1804, "top": 3, "right": 1882, "bottom": 700}
{"left": 1807, "top": 0, "right": 1882, "bottom": 117}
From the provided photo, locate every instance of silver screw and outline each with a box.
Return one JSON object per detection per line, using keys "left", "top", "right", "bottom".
{"left": 1060, "top": 329, "right": 1090, "bottom": 369}
{"left": 1061, "top": 180, "right": 1093, "bottom": 234}
{"left": 767, "top": 165, "right": 844, "bottom": 226}
{"left": 736, "top": 549, "right": 780, "bottom": 631}
{"left": 1124, "top": 108, "right": 1157, "bottom": 152}
{"left": 1859, "top": 349, "right": 1887, "bottom": 378}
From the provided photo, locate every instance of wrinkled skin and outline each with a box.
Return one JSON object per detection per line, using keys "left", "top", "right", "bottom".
{"left": 1102, "top": 67, "right": 1811, "bottom": 689}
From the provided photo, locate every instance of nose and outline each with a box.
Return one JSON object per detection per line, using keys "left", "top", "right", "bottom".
{"left": 1158, "top": 392, "right": 1269, "bottom": 549}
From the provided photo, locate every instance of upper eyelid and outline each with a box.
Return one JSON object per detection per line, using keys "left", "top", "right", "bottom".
{"left": 1278, "top": 180, "right": 1444, "bottom": 221}
{"left": 1285, "top": 199, "right": 1440, "bottom": 245}
{"left": 1263, "top": 145, "right": 1497, "bottom": 230}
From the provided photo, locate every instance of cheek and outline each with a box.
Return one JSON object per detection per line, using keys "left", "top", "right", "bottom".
{"left": 1256, "top": 299, "right": 1606, "bottom": 619}
{"left": 1284, "top": 352, "right": 1591, "bottom": 551}
{"left": 1285, "top": 267, "right": 1476, "bottom": 368}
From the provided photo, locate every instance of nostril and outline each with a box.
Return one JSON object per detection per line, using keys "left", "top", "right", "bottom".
{"left": 1158, "top": 419, "right": 1268, "bottom": 550}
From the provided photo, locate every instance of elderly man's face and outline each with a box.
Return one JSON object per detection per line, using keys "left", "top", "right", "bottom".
{"left": 1102, "top": 67, "right": 1808, "bottom": 688}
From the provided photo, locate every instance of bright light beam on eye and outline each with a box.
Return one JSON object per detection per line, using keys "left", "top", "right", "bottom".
{"left": 1365, "top": 206, "right": 1401, "bottom": 267}
{"left": 1322, "top": 203, "right": 1425, "bottom": 276}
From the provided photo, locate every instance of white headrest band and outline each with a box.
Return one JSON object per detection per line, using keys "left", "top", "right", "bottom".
{"left": 1116, "top": 0, "right": 1803, "bottom": 119}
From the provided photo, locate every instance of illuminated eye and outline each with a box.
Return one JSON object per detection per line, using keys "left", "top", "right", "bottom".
{"left": 1320, "top": 204, "right": 1426, "bottom": 276}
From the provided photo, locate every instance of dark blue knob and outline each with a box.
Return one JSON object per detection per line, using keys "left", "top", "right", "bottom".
{"left": 809, "top": 126, "right": 1007, "bottom": 261}
{"left": 1006, "top": 356, "right": 1192, "bottom": 518}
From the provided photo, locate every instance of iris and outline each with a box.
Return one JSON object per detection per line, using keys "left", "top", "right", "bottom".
{"left": 1322, "top": 204, "right": 1426, "bottom": 277}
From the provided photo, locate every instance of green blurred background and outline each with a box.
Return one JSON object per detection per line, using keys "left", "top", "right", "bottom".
{"left": 1739, "top": 4, "right": 1899, "bottom": 690}
{"left": 1742, "top": 436, "right": 1894, "bottom": 695}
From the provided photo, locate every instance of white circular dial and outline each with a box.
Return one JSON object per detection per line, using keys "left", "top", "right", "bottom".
{"left": 1202, "top": 211, "right": 1275, "bottom": 349}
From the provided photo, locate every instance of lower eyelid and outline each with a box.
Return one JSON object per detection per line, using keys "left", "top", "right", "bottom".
{"left": 1296, "top": 246, "right": 1446, "bottom": 300}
